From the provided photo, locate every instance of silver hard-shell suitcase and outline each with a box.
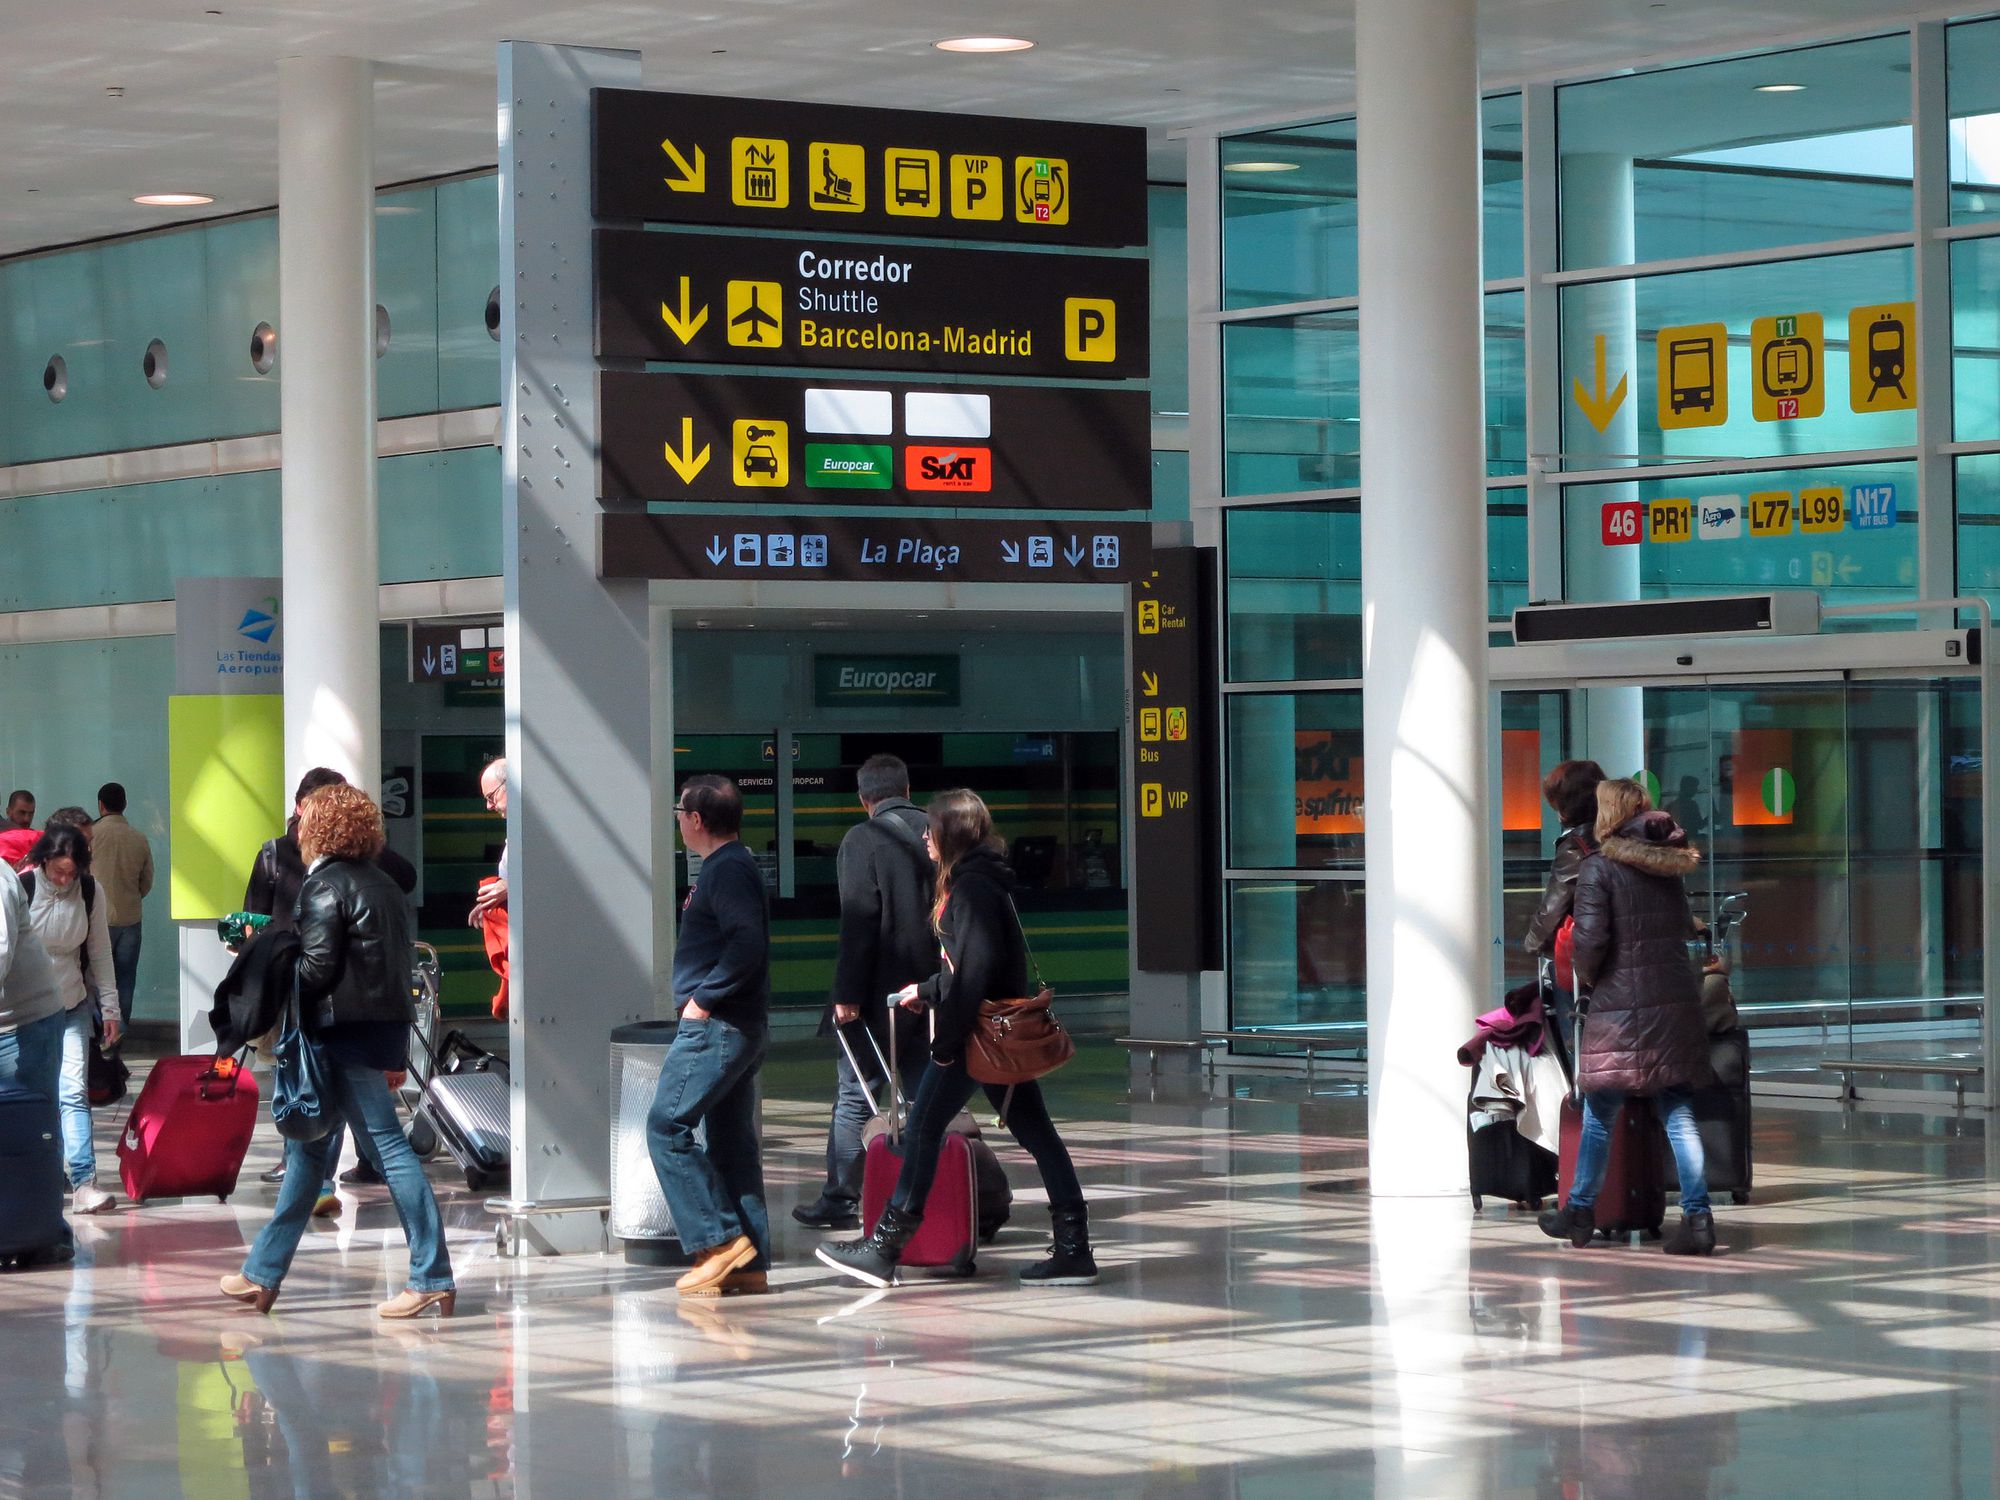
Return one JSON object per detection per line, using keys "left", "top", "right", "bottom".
{"left": 415, "top": 1025, "right": 509, "bottom": 1192}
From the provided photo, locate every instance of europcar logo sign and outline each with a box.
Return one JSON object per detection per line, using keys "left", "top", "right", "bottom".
{"left": 813, "top": 654, "right": 961, "bottom": 708}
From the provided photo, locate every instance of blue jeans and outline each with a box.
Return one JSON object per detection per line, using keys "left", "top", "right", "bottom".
{"left": 109, "top": 924, "right": 141, "bottom": 1030}
{"left": 822, "top": 1017, "right": 927, "bottom": 1208}
{"left": 889, "top": 1060, "right": 1083, "bottom": 1217}
{"left": 242, "top": 1055, "right": 453, "bottom": 1292}
{"left": 1569, "top": 1087, "right": 1710, "bottom": 1215}
{"left": 646, "top": 1014, "right": 770, "bottom": 1268}
{"left": 58, "top": 1005, "right": 99, "bottom": 1188}
{"left": 0, "top": 1009, "right": 72, "bottom": 1251}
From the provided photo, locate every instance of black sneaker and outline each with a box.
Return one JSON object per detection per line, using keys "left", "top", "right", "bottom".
{"left": 339, "top": 1160, "right": 385, "bottom": 1187}
{"left": 791, "top": 1197, "right": 861, "bottom": 1231}
{"left": 815, "top": 1206, "right": 921, "bottom": 1288}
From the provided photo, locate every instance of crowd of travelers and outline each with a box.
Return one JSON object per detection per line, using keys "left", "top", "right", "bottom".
{"left": 0, "top": 746, "right": 1724, "bottom": 1317}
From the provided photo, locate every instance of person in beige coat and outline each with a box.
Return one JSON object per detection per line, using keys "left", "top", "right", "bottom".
{"left": 90, "top": 783, "right": 153, "bottom": 1032}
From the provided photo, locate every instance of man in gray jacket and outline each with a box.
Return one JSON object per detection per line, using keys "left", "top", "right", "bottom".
{"left": 793, "top": 755, "right": 936, "bottom": 1231}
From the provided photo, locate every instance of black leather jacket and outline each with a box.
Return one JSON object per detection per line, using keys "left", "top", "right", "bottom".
{"left": 295, "top": 856, "right": 415, "bottom": 1032}
{"left": 1524, "top": 826, "right": 1595, "bottom": 954}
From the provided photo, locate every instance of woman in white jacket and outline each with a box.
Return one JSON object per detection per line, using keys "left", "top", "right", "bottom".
{"left": 22, "top": 823, "right": 120, "bottom": 1214}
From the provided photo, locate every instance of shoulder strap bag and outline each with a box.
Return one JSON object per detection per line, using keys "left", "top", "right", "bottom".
{"left": 270, "top": 975, "right": 337, "bottom": 1143}
{"left": 962, "top": 897, "right": 1076, "bottom": 1089}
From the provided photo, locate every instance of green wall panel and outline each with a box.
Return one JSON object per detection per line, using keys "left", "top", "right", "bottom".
{"left": 436, "top": 176, "right": 501, "bottom": 412}
{"left": 99, "top": 228, "right": 213, "bottom": 453}
{"left": 3, "top": 246, "right": 115, "bottom": 464}
{"left": 203, "top": 215, "right": 282, "bottom": 439}
{"left": 0, "top": 636, "right": 179, "bottom": 1021}
{"left": 375, "top": 188, "right": 442, "bottom": 419}
{"left": 379, "top": 446, "right": 502, "bottom": 584}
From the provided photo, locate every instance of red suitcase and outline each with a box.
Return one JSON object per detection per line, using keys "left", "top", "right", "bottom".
{"left": 846, "top": 1013, "right": 978, "bottom": 1278}
{"left": 1558, "top": 1092, "right": 1666, "bottom": 1239}
{"left": 118, "top": 1055, "right": 260, "bottom": 1203}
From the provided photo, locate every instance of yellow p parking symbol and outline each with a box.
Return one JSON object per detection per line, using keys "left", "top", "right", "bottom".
{"left": 1065, "top": 298, "right": 1116, "bottom": 363}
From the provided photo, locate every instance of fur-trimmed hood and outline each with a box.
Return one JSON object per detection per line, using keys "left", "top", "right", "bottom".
{"left": 1600, "top": 812, "right": 1701, "bottom": 878}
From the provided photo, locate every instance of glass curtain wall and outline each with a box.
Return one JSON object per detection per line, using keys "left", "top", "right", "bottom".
{"left": 1206, "top": 23, "right": 1997, "bottom": 1075}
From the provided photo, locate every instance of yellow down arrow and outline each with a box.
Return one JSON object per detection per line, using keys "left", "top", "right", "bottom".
{"left": 1140, "top": 671, "right": 1159, "bottom": 698}
{"left": 1571, "top": 332, "right": 1629, "bottom": 434}
{"left": 661, "top": 139, "right": 706, "bottom": 194}
{"left": 663, "top": 417, "right": 711, "bottom": 485}
{"left": 660, "top": 277, "right": 709, "bottom": 344}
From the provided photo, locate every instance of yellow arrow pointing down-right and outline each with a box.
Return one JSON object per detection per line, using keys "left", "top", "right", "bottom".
{"left": 663, "top": 417, "right": 711, "bottom": 485}
{"left": 661, "top": 139, "right": 706, "bottom": 194}
{"left": 1572, "top": 332, "right": 1629, "bottom": 434}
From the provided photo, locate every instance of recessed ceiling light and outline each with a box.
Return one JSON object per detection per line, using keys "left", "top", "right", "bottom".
{"left": 133, "top": 192, "right": 214, "bottom": 206}
{"left": 1755, "top": 83, "right": 1806, "bottom": 93}
{"left": 933, "top": 35, "right": 1035, "bottom": 53}
{"left": 1224, "top": 161, "right": 1301, "bottom": 173}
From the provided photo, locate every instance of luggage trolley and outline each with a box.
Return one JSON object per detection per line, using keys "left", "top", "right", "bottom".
{"left": 402, "top": 942, "right": 444, "bottom": 1159}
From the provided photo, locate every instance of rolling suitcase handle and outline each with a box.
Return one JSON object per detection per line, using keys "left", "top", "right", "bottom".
{"left": 831, "top": 1019, "right": 894, "bottom": 1124}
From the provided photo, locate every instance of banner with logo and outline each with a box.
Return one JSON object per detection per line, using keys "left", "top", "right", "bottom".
{"left": 1295, "top": 733, "right": 1364, "bottom": 836}
{"left": 813, "top": 654, "right": 961, "bottom": 707}
{"left": 174, "top": 576, "right": 284, "bottom": 695}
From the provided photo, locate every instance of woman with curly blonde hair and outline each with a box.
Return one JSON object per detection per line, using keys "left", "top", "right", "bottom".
{"left": 221, "top": 784, "right": 456, "bottom": 1318}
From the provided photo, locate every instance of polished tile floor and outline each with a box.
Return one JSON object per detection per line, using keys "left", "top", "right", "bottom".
{"left": 4, "top": 1044, "right": 1998, "bottom": 1499}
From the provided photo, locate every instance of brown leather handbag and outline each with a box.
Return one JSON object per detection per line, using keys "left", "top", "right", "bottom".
{"left": 962, "top": 900, "right": 1075, "bottom": 1087}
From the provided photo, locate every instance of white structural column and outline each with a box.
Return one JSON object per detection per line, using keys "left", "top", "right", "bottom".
{"left": 1357, "top": 0, "right": 1490, "bottom": 1195}
{"left": 278, "top": 56, "right": 380, "bottom": 793}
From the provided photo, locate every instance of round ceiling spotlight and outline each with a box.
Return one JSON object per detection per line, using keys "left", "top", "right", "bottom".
{"left": 143, "top": 338, "right": 169, "bottom": 389}
{"left": 1224, "top": 161, "right": 1302, "bottom": 173}
{"left": 933, "top": 35, "right": 1035, "bottom": 53}
{"left": 375, "top": 304, "right": 392, "bottom": 358}
{"left": 250, "top": 321, "right": 277, "bottom": 374}
{"left": 133, "top": 192, "right": 214, "bottom": 206}
{"left": 43, "top": 355, "right": 68, "bottom": 404}
{"left": 1754, "top": 83, "right": 1806, "bottom": 93}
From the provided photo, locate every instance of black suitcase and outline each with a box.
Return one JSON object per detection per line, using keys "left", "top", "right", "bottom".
{"left": 1468, "top": 1084, "right": 1559, "bottom": 1211}
{"left": 1663, "top": 1027, "right": 1752, "bottom": 1205}
{"left": 0, "top": 1081, "right": 68, "bottom": 1269}
{"left": 416, "top": 1029, "right": 510, "bottom": 1192}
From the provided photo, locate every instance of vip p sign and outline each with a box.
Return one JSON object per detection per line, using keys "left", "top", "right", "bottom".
{"left": 1601, "top": 500, "right": 1643, "bottom": 547}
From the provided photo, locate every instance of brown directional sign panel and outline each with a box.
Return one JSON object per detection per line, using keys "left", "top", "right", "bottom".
{"left": 599, "top": 513, "right": 1150, "bottom": 585}
{"left": 593, "top": 88, "right": 1148, "bottom": 248}
{"left": 599, "top": 370, "right": 1150, "bottom": 511}
{"left": 595, "top": 228, "right": 1146, "bottom": 379}
{"left": 1131, "top": 547, "right": 1222, "bottom": 972}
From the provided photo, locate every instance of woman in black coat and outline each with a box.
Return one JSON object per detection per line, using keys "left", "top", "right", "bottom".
{"left": 818, "top": 789, "right": 1093, "bottom": 1290}
{"left": 1539, "top": 777, "right": 1717, "bottom": 1255}
{"left": 221, "top": 785, "right": 455, "bottom": 1317}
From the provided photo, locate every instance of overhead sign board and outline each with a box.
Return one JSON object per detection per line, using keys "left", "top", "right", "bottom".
{"left": 595, "top": 229, "right": 1146, "bottom": 379}
{"left": 599, "top": 513, "right": 1150, "bottom": 585}
{"left": 599, "top": 370, "right": 1150, "bottom": 510}
{"left": 1751, "top": 311, "right": 1825, "bottom": 423}
{"left": 410, "top": 621, "right": 505, "bottom": 684}
{"left": 1130, "top": 547, "right": 1222, "bottom": 973}
{"left": 593, "top": 89, "right": 1149, "bottom": 248}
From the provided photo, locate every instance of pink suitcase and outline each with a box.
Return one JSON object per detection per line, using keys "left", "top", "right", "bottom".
{"left": 118, "top": 1056, "right": 260, "bottom": 1203}
{"left": 844, "top": 1016, "right": 979, "bottom": 1278}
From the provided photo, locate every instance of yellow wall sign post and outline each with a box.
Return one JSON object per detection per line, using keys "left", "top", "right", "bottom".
{"left": 884, "top": 148, "right": 941, "bottom": 217}
{"left": 1655, "top": 323, "right": 1729, "bottom": 430}
{"left": 1751, "top": 312, "right": 1825, "bottom": 423}
{"left": 730, "top": 137, "right": 788, "bottom": 208}
{"left": 1647, "top": 497, "right": 1693, "bottom": 543}
{"left": 167, "top": 694, "right": 286, "bottom": 921}
{"left": 807, "top": 142, "right": 866, "bottom": 212}
{"left": 1014, "top": 156, "right": 1070, "bottom": 224}
{"left": 1849, "top": 302, "right": 1916, "bottom": 412}
{"left": 1747, "top": 490, "right": 1795, "bottom": 537}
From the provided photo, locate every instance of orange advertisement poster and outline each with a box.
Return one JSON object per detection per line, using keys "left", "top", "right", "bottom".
{"left": 1731, "top": 729, "right": 1796, "bottom": 827}
{"left": 1295, "top": 733, "right": 1363, "bottom": 835}
{"left": 1501, "top": 730, "right": 1543, "bottom": 832}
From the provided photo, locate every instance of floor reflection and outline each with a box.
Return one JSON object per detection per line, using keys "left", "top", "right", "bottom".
{"left": 0, "top": 1049, "right": 1995, "bottom": 1499}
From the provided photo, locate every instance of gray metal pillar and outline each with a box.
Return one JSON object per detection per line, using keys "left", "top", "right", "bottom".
{"left": 497, "top": 40, "right": 649, "bottom": 1253}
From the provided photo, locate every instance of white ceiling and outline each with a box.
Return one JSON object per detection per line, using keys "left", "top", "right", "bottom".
{"left": 0, "top": 0, "right": 1945, "bottom": 259}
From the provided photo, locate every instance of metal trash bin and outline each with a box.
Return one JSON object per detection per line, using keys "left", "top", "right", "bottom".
{"left": 610, "top": 1021, "right": 683, "bottom": 1266}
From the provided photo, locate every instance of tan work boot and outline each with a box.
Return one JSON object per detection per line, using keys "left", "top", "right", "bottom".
{"left": 675, "top": 1235, "right": 757, "bottom": 1297}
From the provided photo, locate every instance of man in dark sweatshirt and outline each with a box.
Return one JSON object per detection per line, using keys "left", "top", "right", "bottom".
{"left": 794, "top": 753, "right": 934, "bottom": 1230}
{"left": 647, "top": 774, "right": 772, "bottom": 1297}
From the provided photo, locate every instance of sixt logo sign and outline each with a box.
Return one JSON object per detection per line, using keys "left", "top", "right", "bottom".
{"left": 904, "top": 445, "right": 992, "bottom": 492}
{"left": 237, "top": 596, "right": 280, "bottom": 644}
